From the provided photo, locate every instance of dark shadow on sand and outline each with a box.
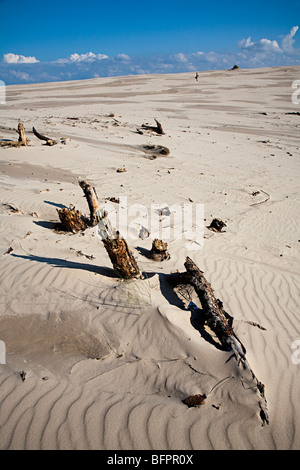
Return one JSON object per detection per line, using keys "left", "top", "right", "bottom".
{"left": 44, "top": 200, "right": 68, "bottom": 209}
{"left": 11, "top": 253, "right": 118, "bottom": 278}
{"left": 136, "top": 246, "right": 151, "bottom": 259}
{"left": 33, "top": 220, "right": 58, "bottom": 230}
{"left": 158, "top": 272, "right": 225, "bottom": 351}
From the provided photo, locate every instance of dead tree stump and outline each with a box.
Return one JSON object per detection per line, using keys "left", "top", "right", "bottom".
{"left": 102, "top": 231, "right": 141, "bottom": 279}
{"left": 97, "top": 209, "right": 141, "bottom": 279}
{"left": 57, "top": 207, "right": 87, "bottom": 233}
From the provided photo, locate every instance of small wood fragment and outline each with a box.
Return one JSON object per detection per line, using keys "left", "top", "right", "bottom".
{"left": 20, "top": 370, "right": 26, "bottom": 382}
{"left": 207, "top": 218, "right": 226, "bottom": 232}
{"left": 182, "top": 393, "right": 206, "bottom": 407}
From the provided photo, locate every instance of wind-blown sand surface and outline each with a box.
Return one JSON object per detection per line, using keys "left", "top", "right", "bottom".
{"left": 0, "top": 66, "right": 299, "bottom": 450}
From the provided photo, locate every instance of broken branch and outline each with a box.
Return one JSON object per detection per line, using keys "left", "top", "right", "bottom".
{"left": 140, "top": 119, "right": 165, "bottom": 135}
{"left": 78, "top": 179, "right": 99, "bottom": 226}
{"left": 32, "top": 127, "right": 57, "bottom": 146}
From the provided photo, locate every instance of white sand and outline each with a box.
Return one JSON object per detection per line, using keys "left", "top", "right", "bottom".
{"left": 0, "top": 66, "right": 299, "bottom": 450}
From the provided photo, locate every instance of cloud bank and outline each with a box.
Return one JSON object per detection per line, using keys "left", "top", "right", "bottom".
{"left": 3, "top": 53, "right": 40, "bottom": 64}
{"left": 1, "top": 27, "right": 299, "bottom": 85}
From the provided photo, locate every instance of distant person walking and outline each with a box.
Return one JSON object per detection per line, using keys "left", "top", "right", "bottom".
{"left": 195, "top": 73, "right": 199, "bottom": 81}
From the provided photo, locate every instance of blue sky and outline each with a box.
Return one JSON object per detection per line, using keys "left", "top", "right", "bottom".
{"left": 1, "top": 0, "right": 299, "bottom": 84}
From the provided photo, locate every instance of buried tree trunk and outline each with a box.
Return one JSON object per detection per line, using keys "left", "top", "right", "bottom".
{"left": 171, "top": 257, "right": 269, "bottom": 425}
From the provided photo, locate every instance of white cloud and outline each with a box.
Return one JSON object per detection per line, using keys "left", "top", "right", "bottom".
{"left": 57, "top": 52, "right": 109, "bottom": 64}
{"left": 239, "top": 25, "right": 299, "bottom": 55}
{"left": 1, "top": 27, "right": 299, "bottom": 85}
{"left": 173, "top": 53, "right": 188, "bottom": 63}
{"left": 239, "top": 36, "right": 281, "bottom": 53}
{"left": 10, "top": 70, "right": 32, "bottom": 81}
{"left": 3, "top": 53, "right": 39, "bottom": 64}
{"left": 281, "top": 25, "right": 299, "bottom": 52}
{"left": 115, "top": 54, "right": 130, "bottom": 61}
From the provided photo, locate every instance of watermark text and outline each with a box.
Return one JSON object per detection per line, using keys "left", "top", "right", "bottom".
{"left": 291, "top": 340, "right": 300, "bottom": 365}
{"left": 292, "top": 80, "right": 300, "bottom": 105}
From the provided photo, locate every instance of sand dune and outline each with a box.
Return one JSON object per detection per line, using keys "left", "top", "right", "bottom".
{"left": 0, "top": 66, "right": 300, "bottom": 450}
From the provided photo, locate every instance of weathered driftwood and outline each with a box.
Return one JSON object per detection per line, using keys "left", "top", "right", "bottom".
{"left": 57, "top": 206, "right": 87, "bottom": 233}
{"left": 32, "top": 127, "right": 57, "bottom": 146}
{"left": 150, "top": 239, "right": 170, "bottom": 262}
{"left": 79, "top": 179, "right": 99, "bottom": 226}
{"left": 141, "top": 119, "right": 165, "bottom": 135}
{"left": 0, "top": 122, "right": 29, "bottom": 147}
{"left": 172, "top": 257, "right": 269, "bottom": 425}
